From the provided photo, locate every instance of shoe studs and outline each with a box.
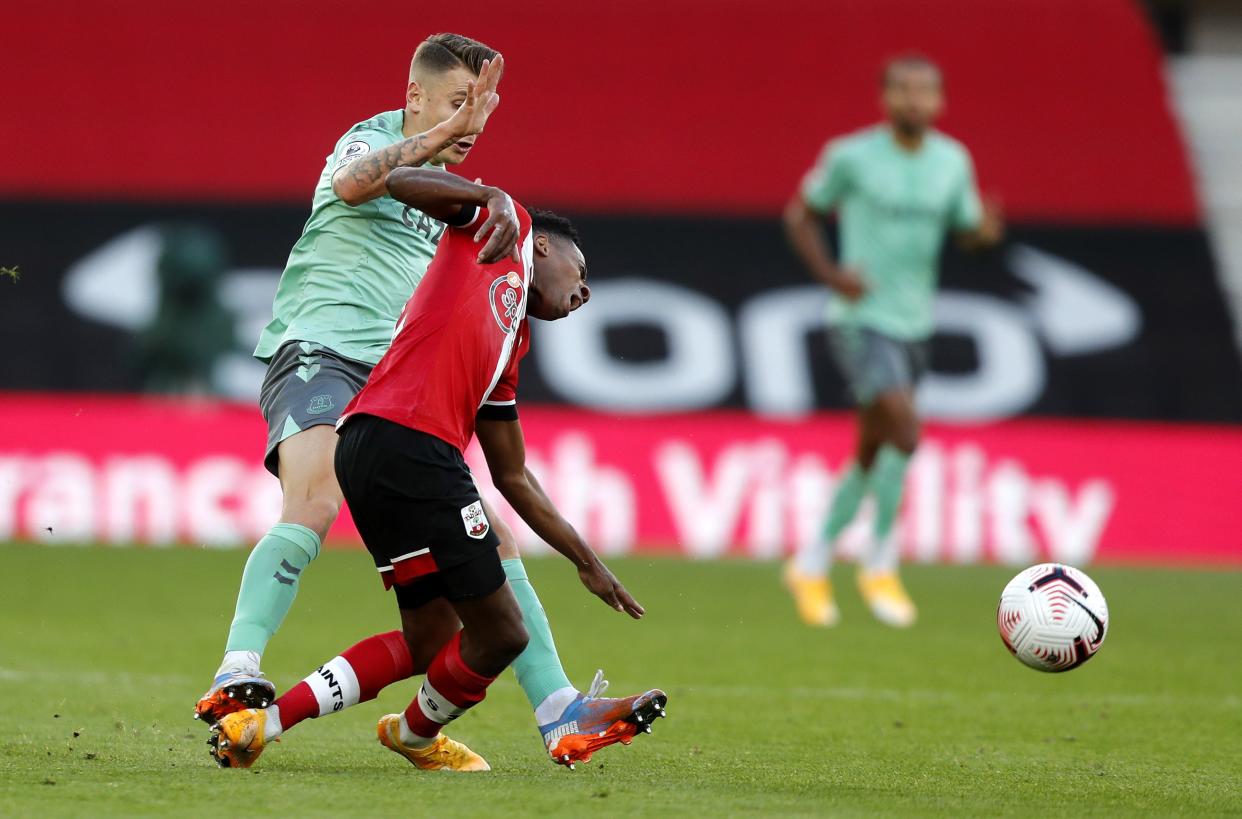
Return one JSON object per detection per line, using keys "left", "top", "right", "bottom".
{"left": 206, "top": 727, "right": 233, "bottom": 768}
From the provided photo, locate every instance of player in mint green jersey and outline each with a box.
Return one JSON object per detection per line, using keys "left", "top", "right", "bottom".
{"left": 783, "top": 54, "right": 1003, "bottom": 628}
{"left": 196, "top": 33, "right": 664, "bottom": 769}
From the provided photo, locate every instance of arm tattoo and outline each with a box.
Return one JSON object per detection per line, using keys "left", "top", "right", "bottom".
{"left": 337, "top": 131, "right": 456, "bottom": 194}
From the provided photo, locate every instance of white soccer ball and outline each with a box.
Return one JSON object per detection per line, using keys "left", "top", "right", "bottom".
{"left": 997, "top": 563, "right": 1108, "bottom": 672}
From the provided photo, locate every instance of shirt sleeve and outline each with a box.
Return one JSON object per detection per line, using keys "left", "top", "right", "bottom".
{"left": 950, "top": 150, "right": 984, "bottom": 231}
{"left": 329, "top": 126, "right": 389, "bottom": 177}
{"left": 446, "top": 205, "right": 483, "bottom": 229}
{"left": 800, "top": 139, "right": 852, "bottom": 214}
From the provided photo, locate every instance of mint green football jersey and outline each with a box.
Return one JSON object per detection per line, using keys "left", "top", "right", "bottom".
{"left": 254, "top": 110, "right": 450, "bottom": 365}
{"left": 801, "top": 125, "right": 982, "bottom": 341}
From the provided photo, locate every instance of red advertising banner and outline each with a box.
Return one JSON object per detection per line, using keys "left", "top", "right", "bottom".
{"left": 1, "top": 0, "right": 1196, "bottom": 224}
{"left": 2, "top": 394, "right": 1238, "bottom": 565}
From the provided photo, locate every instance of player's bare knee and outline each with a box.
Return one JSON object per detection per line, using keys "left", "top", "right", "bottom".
{"left": 486, "top": 501, "right": 520, "bottom": 560}
{"left": 462, "top": 621, "right": 526, "bottom": 675}
{"left": 495, "top": 530, "right": 520, "bottom": 561}
{"left": 892, "top": 426, "right": 920, "bottom": 454}
{"left": 857, "top": 404, "right": 887, "bottom": 466}
{"left": 856, "top": 437, "right": 882, "bottom": 469}
{"left": 871, "top": 392, "right": 918, "bottom": 454}
{"left": 280, "top": 495, "right": 341, "bottom": 541}
{"left": 890, "top": 414, "right": 920, "bottom": 453}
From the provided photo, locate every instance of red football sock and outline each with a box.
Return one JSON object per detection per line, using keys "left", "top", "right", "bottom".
{"left": 403, "top": 632, "right": 495, "bottom": 740}
{"left": 343, "top": 629, "right": 414, "bottom": 702}
{"left": 274, "top": 630, "right": 413, "bottom": 733}
{"left": 272, "top": 681, "right": 317, "bottom": 730}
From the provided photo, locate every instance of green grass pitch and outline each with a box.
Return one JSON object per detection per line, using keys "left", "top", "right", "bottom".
{"left": 1, "top": 544, "right": 1239, "bottom": 817}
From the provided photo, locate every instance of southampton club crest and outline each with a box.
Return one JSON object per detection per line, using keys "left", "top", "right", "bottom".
{"left": 489, "top": 271, "right": 525, "bottom": 334}
{"left": 460, "top": 500, "right": 490, "bottom": 540}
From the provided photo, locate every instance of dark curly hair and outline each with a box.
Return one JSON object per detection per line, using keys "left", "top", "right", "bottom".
{"left": 530, "top": 209, "right": 582, "bottom": 249}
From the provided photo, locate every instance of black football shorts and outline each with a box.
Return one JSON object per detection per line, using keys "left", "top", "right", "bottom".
{"left": 334, "top": 413, "right": 504, "bottom": 608}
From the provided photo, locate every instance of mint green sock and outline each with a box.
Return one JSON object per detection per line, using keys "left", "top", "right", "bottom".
{"left": 794, "top": 464, "right": 870, "bottom": 576}
{"left": 823, "top": 464, "right": 869, "bottom": 544}
{"left": 225, "top": 523, "right": 321, "bottom": 654}
{"left": 865, "top": 446, "right": 912, "bottom": 572}
{"left": 503, "top": 558, "right": 573, "bottom": 712}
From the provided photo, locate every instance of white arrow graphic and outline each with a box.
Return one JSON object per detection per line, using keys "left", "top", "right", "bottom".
{"left": 1009, "top": 244, "right": 1142, "bottom": 356}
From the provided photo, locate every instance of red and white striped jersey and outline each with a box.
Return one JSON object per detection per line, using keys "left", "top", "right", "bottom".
{"left": 340, "top": 202, "right": 532, "bottom": 453}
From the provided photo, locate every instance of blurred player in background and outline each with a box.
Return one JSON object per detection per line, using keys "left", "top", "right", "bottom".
{"left": 196, "top": 33, "right": 659, "bottom": 767}
{"left": 783, "top": 54, "right": 1003, "bottom": 628}
{"left": 209, "top": 173, "right": 665, "bottom": 771}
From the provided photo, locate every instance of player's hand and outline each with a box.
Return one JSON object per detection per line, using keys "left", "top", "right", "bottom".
{"left": 578, "top": 558, "right": 645, "bottom": 619}
{"left": 475, "top": 188, "right": 522, "bottom": 264}
{"left": 444, "top": 55, "right": 504, "bottom": 139}
{"left": 978, "top": 197, "right": 1005, "bottom": 245}
{"left": 827, "top": 267, "right": 866, "bottom": 302}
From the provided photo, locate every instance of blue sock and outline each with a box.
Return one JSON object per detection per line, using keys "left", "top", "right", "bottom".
{"left": 503, "top": 558, "right": 574, "bottom": 714}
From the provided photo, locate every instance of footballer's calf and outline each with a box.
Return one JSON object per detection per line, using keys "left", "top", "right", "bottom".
{"left": 400, "top": 584, "right": 530, "bottom": 679}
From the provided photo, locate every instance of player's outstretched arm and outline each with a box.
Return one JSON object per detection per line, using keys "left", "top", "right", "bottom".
{"left": 333, "top": 56, "right": 504, "bottom": 207}
{"left": 782, "top": 195, "right": 866, "bottom": 302}
{"left": 386, "top": 169, "right": 521, "bottom": 264}
{"left": 476, "top": 418, "right": 644, "bottom": 619}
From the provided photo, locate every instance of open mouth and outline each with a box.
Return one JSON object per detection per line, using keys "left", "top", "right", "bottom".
{"left": 453, "top": 140, "right": 474, "bottom": 153}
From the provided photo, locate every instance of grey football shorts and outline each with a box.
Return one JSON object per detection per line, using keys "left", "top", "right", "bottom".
{"left": 826, "top": 325, "right": 930, "bottom": 406}
{"left": 258, "top": 341, "right": 372, "bottom": 477}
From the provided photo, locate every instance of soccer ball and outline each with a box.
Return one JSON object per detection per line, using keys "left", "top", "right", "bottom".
{"left": 997, "top": 563, "right": 1108, "bottom": 672}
